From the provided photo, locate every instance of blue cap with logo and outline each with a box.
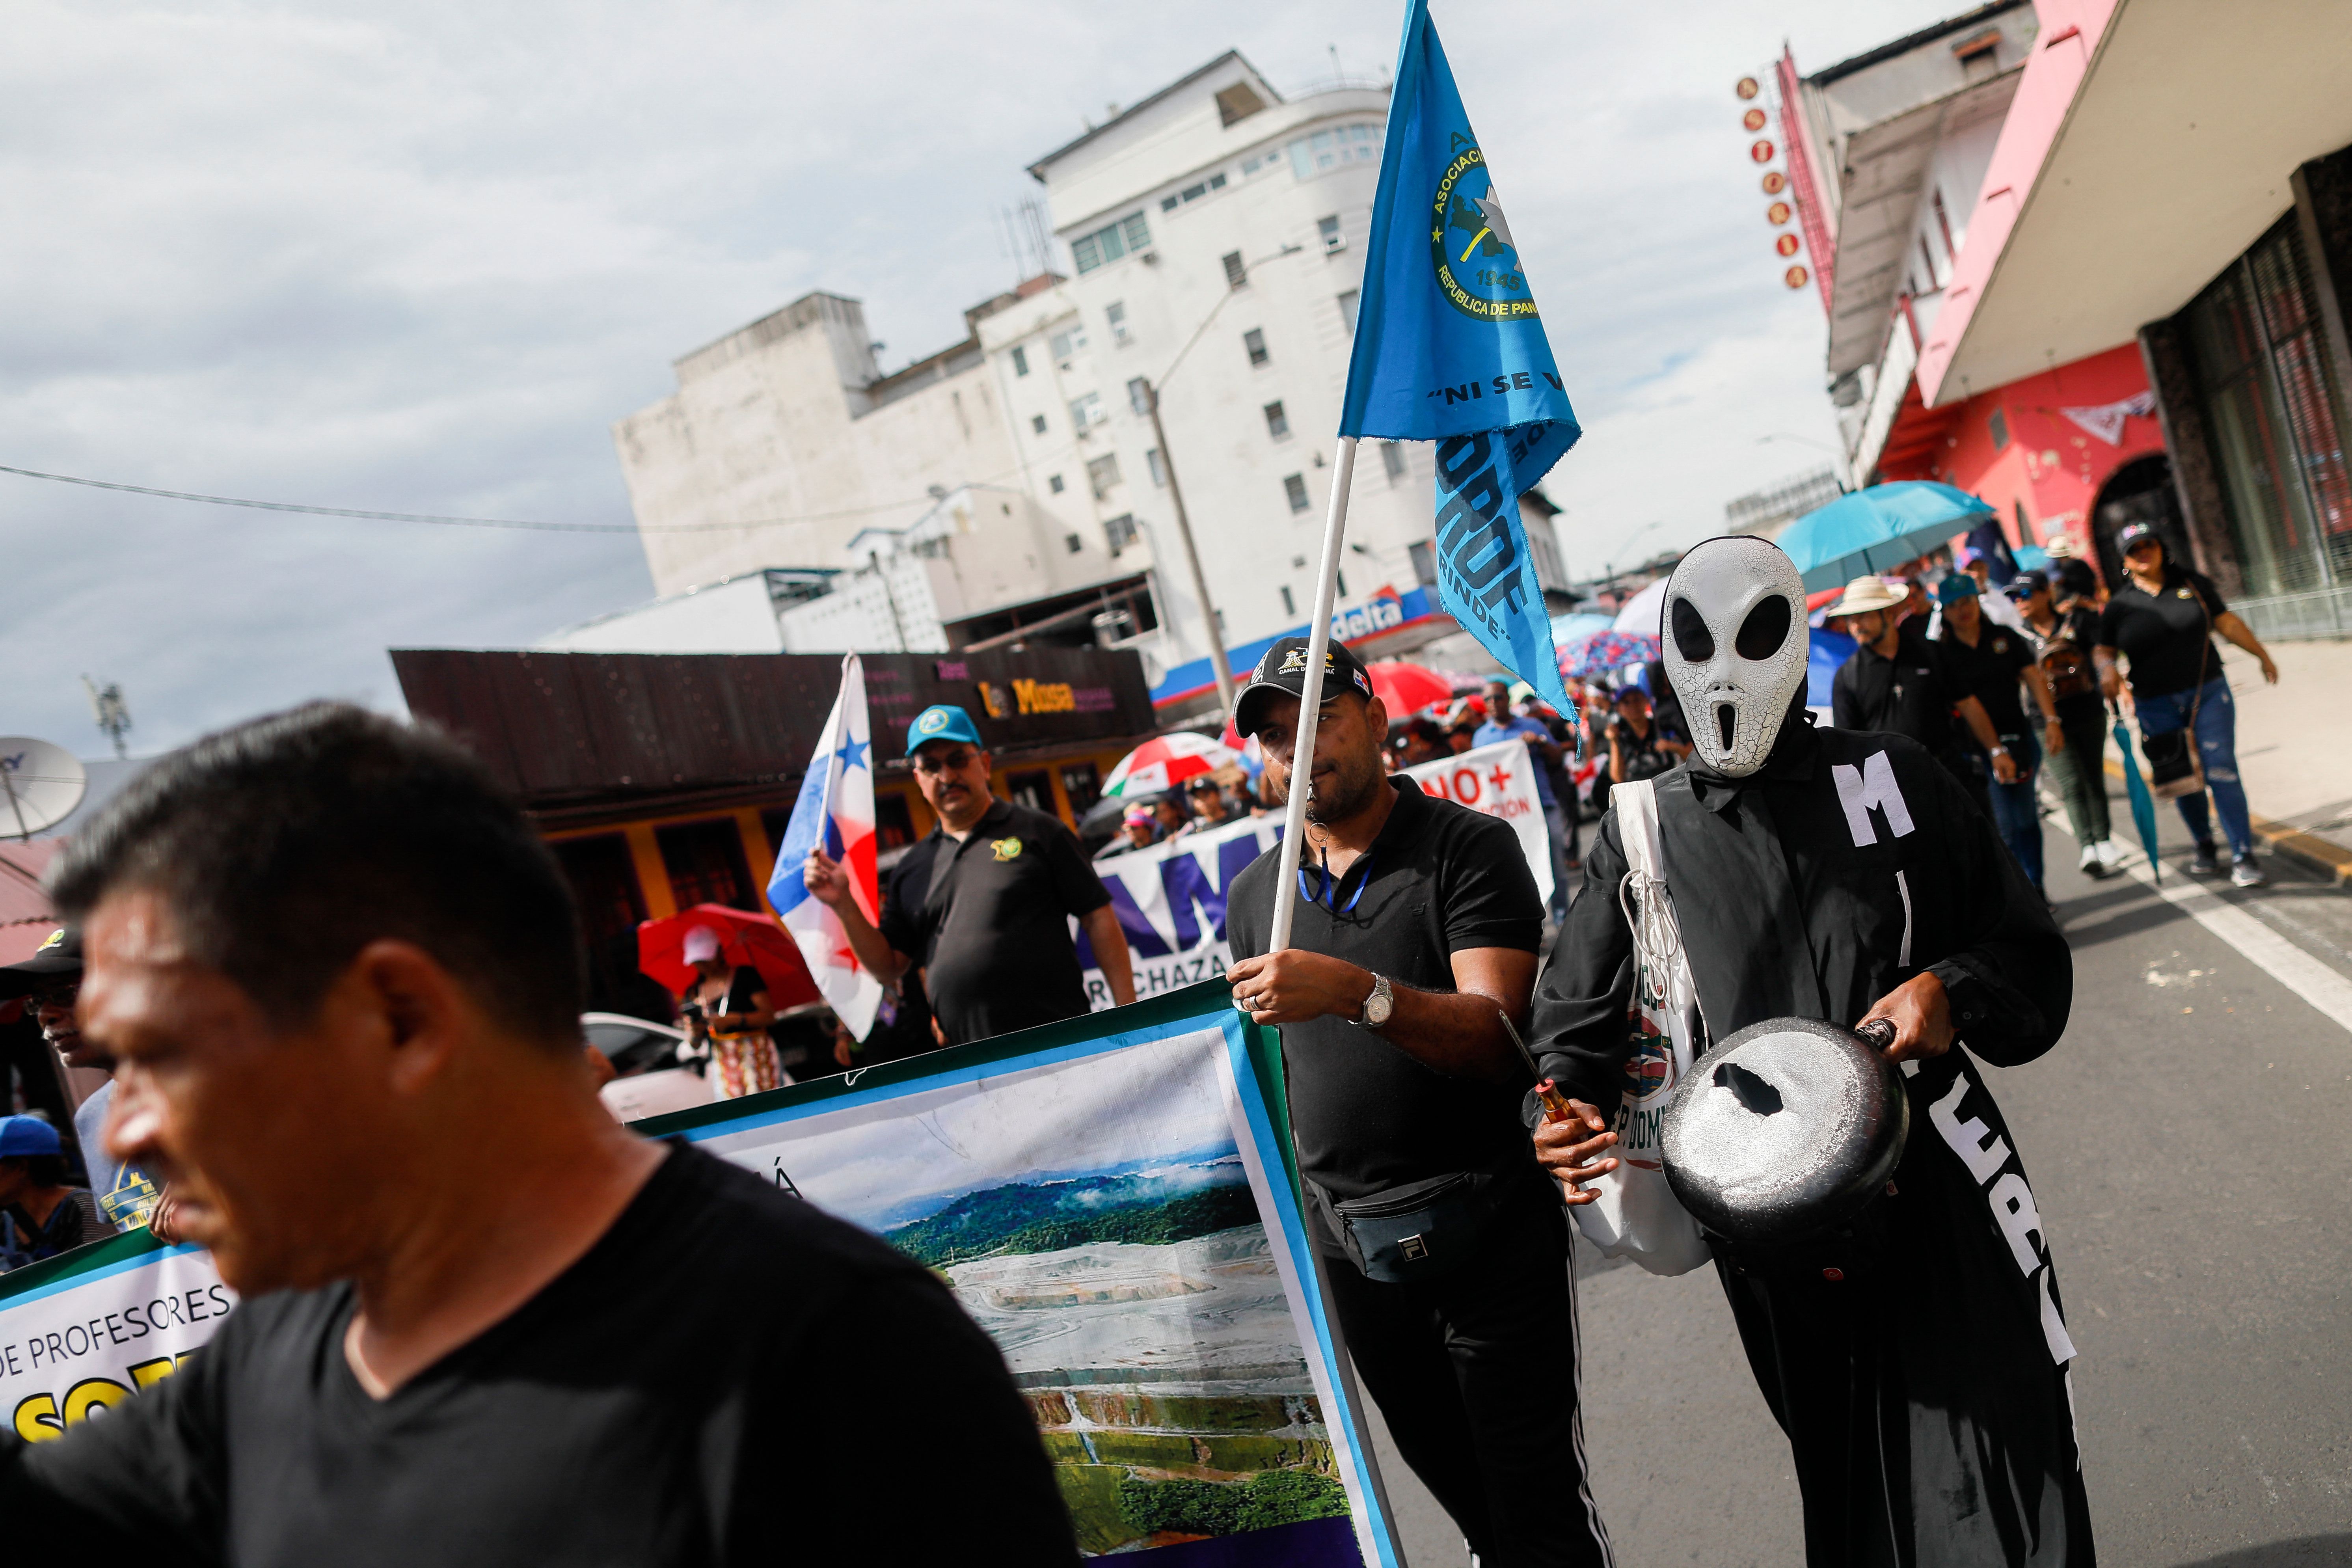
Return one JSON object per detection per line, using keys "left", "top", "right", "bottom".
{"left": 0, "top": 1115, "right": 62, "bottom": 1160}
{"left": 905, "top": 704, "right": 984, "bottom": 754}
{"left": 1935, "top": 573, "right": 1981, "bottom": 606}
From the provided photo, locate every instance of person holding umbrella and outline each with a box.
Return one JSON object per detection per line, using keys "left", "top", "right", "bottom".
{"left": 678, "top": 925, "right": 780, "bottom": 1099}
{"left": 2096, "top": 523, "right": 2279, "bottom": 885}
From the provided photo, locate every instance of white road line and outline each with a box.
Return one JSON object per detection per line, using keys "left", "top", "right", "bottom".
{"left": 2049, "top": 814, "right": 2352, "bottom": 1035}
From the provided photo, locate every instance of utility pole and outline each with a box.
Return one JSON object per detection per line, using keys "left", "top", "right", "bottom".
{"left": 82, "top": 676, "right": 131, "bottom": 760}
{"left": 1141, "top": 380, "right": 1235, "bottom": 713}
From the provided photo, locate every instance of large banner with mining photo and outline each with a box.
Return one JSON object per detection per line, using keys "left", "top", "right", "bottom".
{"left": 1077, "top": 738, "right": 1553, "bottom": 1006}
{"left": 0, "top": 988, "right": 1403, "bottom": 1566}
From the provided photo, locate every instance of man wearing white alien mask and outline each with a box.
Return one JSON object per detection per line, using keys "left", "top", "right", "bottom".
{"left": 1525, "top": 538, "right": 2092, "bottom": 1566}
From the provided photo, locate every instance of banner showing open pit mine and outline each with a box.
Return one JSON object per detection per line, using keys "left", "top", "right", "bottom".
{"left": 648, "top": 985, "right": 1401, "bottom": 1565}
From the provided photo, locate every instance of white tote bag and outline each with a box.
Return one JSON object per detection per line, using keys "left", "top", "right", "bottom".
{"left": 1566, "top": 778, "right": 1713, "bottom": 1276}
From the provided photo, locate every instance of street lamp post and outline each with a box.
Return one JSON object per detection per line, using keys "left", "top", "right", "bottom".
{"left": 1141, "top": 242, "right": 1305, "bottom": 720}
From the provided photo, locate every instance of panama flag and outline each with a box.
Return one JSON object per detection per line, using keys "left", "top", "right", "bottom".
{"left": 765, "top": 654, "right": 884, "bottom": 1039}
{"left": 1340, "top": 0, "right": 1582, "bottom": 715}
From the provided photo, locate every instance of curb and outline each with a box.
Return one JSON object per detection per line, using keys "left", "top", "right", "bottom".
{"left": 2101, "top": 757, "right": 2352, "bottom": 888}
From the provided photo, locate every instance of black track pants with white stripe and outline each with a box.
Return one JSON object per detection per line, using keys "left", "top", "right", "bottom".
{"left": 1320, "top": 1195, "right": 1612, "bottom": 1568}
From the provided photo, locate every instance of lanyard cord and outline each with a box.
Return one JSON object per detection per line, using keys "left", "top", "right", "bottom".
{"left": 1297, "top": 847, "right": 1376, "bottom": 915}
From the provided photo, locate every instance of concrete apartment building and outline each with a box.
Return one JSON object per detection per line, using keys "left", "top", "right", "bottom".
{"left": 591, "top": 50, "right": 1574, "bottom": 716}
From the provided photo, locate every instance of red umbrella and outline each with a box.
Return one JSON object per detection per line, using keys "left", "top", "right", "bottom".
{"left": 638, "top": 904, "right": 821, "bottom": 1010}
{"left": 1365, "top": 661, "right": 1455, "bottom": 718}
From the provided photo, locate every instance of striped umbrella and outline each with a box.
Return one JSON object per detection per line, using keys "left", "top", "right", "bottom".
{"left": 1102, "top": 732, "right": 1241, "bottom": 798}
{"left": 1559, "top": 629, "right": 1661, "bottom": 680}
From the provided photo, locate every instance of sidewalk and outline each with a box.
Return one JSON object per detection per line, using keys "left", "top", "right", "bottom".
{"left": 2103, "top": 637, "right": 2352, "bottom": 887}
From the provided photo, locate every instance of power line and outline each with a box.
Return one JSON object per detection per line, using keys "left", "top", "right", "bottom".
{"left": 0, "top": 462, "right": 1026, "bottom": 536}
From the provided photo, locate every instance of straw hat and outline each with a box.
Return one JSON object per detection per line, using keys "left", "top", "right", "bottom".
{"left": 1826, "top": 574, "right": 1907, "bottom": 617}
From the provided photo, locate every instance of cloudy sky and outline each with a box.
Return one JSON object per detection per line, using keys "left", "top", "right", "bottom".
{"left": 1, "top": 0, "right": 1965, "bottom": 758}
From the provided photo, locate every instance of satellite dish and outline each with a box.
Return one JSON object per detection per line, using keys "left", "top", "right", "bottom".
{"left": 0, "top": 738, "right": 88, "bottom": 839}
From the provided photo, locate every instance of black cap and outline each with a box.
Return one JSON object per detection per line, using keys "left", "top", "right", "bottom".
{"left": 1233, "top": 636, "right": 1376, "bottom": 738}
{"left": 0, "top": 926, "right": 81, "bottom": 1001}
{"left": 2115, "top": 521, "right": 2162, "bottom": 553}
{"left": 2005, "top": 569, "right": 2048, "bottom": 601}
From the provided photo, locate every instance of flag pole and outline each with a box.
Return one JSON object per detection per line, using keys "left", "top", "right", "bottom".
{"left": 1268, "top": 437, "right": 1360, "bottom": 953}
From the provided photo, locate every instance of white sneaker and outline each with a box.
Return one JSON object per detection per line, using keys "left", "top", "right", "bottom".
{"left": 2078, "top": 844, "right": 2106, "bottom": 878}
{"left": 2231, "top": 855, "right": 2268, "bottom": 888}
{"left": 2096, "top": 839, "right": 2124, "bottom": 870}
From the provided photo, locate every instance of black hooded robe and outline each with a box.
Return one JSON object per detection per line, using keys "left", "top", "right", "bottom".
{"left": 1533, "top": 719, "right": 2093, "bottom": 1568}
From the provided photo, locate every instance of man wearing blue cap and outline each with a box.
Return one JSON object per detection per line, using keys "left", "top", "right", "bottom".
{"left": 0, "top": 1115, "right": 110, "bottom": 1271}
{"left": 806, "top": 704, "right": 1134, "bottom": 1045}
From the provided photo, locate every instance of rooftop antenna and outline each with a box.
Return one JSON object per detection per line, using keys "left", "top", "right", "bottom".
{"left": 82, "top": 675, "right": 131, "bottom": 760}
{"left": 0, "top": 737, "right": 88, "bottom": 840}
{"left": 1330, "top": 43, "right": 1343, "bottom": 81}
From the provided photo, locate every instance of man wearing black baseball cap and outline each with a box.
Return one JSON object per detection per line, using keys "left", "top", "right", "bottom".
{"left": 1224, "top": 636, "right": 1609, "bottom": 1568}
{"left": 0, "top": 928, "right": 163, "bottom": 1232}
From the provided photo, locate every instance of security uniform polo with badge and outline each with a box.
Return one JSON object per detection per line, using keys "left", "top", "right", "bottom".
{"left": 877, "top": 707, "right": 1111, "bottom": 1047}
{"left": 1534, "top": 538, "right": 2093, "bottom": 1568}
{"left": 1224, "top": 636, "right": 1614, "bottom": 1568}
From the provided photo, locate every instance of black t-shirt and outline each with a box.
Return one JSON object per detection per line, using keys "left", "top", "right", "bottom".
{"left": 879, "top": 799, "right": 1110, "bottom": 1046}
{"left": 1608, "top": 715, "right": 1675, "bottom": 780}
{"left": 1225, "top": 777, "right": 1544, "bottom": 1205}
{"left": 1935, "top": 622, "right": 2036, "bottom": 737}
{"left": 2098, "top": 568, "right": 2226, "bottom": 699}
{"left": 4, "top": 1144, "right": 1075, "bottom": 1566}
{"left": 1831, "top": 621, "right": 1966, "bottom": 756}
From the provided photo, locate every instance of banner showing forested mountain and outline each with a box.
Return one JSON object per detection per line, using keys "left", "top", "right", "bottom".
{"left": 887, "top": 1162, "right": 1261, "bottom": 1268}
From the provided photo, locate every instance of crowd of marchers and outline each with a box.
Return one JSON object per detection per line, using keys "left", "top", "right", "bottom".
{"left": 0, "top": 521, "right": 2282, "bottom": 1567}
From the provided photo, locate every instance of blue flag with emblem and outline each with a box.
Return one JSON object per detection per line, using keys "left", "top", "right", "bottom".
{"left": 1340, "top": 0, "right": 1581, "bottom": 714}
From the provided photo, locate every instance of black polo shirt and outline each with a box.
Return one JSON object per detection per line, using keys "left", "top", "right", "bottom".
{"left": 1935, "top": 622, "right": 2035, "bottom": 737}
{"left": 1831, "top": 621, "right": 1963, "bottom": 756}
{"left": 878, "top": 799, "right": 1109, "bottom": 1046}
{"left": 1224, "top": 777, "right": 1544, "bottom": 1205}
{"left": 2098, "top": 567, "right": 2225, "bottom": 700}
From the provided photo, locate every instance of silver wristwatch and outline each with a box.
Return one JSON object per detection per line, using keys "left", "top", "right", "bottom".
{"left": 1356, "top": 972, "right": 1393, "bottom": 1029}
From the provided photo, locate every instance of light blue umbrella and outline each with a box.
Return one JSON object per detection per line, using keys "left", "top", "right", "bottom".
{"left": 1777, "top": 482, "right": 1997, "bottom": 592}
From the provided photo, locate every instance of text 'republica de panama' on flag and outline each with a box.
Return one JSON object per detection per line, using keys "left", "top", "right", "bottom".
{"left": 1341, "top": 0, "right": 1581, "bottom": 712}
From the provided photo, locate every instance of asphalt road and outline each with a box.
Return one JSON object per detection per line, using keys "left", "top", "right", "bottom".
{"left": 1361, "top": 803, "right": 2352, "bottom": 1568}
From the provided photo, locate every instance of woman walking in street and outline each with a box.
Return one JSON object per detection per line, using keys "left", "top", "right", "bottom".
{"left": 2010, "top": 571, "right": 2121, "bottom": 877}
{"left": 2096, "top": 522, "right": 2281, "bottom": 886}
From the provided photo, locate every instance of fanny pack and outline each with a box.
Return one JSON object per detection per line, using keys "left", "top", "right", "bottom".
{"left": 1308, "top": 1164, "right": 1528, "bottom": 1284}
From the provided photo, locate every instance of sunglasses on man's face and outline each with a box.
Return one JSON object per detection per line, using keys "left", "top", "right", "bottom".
{"left": 911, "top": 747, "right": 978, "bottom": 776}
{"left": 26, "top": 982, "right": 78, "bottom": 1011}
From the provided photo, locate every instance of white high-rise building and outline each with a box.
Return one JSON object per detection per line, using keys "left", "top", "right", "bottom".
{"left": 599, "top": 50, "right": 1573, "bottom": 719}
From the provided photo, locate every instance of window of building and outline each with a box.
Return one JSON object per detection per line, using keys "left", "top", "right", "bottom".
{"left": 1335, "top": 569, "right": 1349, "bottom": 599}
{"left": 1160, "top": 171, "right": 1230, "bottom": 214}
{"left": 1060, "top": 761, "right": 1103, "bottom": 818}
{"left": 1223, "top": 251, "right": 1248, "bottom": 289}
{"left": 1106, "top": 301, "right": 1130, "bottom": 345}
{"left": 1050, "top": 324, "right": 1086, "bottom": 362}
{"left": 1287, "top": 122, "right": 1379, "bottom": 179}
{"left": 1088, "top": 453, "right": 1122, "bottom": 498}
{"left": 1009, "top": 345, "right": 1029, "bottom": 377}
{"left": 1988, "top": 406, "right": 2010, "bottom": 451}
{"left": 1065, "top": 532, "right": 1083, "bottom": 553}
{"left": 1280, "top": 585, "right": 1296, "bottom": 615}
{"left": 1408, "top": 540, "right": 1438, "bottom": 586}
{"left": 1048, "top": 472, "right": 1065, "bottom": 493}
{"left": 1932, "top": 189, "right": 1958, "bottom": 269}
{"left": 1263, "top": 400, "right": 1289, "bottom": 439}
{"left": 550, "top": 834, "right": 648, "bottom": 1016}
{"left": 1381, "top": 441, "right": 1408, "bottom": 483}
{"left": 1284, "top": 473, "right": 1310, "bottom": 513}
{"left": 1244, "top": 328, "right": 1269, "bottom": 367}
{"left": 1214, "top": 81, "right": 1266, "bottom": 127}
{"left": 1337, "top": 289, "right": 1360, "bottom": 334}
{"left": 1146, "top": 448, "right": 1167, "bottom": 488}
{"left": 1103, "top": 513, "right": 1140, "bottom": 554}
{"left": 1071, "top": 211, "right": 1151, "bottom": 274}
{"left": 1005, "top": 770, "right": 1055, "bottom": 816}
{"left": 1319, "top": 215, "right": 1345, "bottom": 254}
{"left": 1069, "top": 391, "right": 1105, "bottom": 430}
{"left": 1031, "top": 413, "right": 1048, "bottom": 435}
{"left": 1240, "top": 151, "right": 1279, "bottom": 178}
{"left": 656, "top": 819, "right": 757, "bottom": 912}
{"left": 1127, "top": 377, "right": 1152, "bottom": 416}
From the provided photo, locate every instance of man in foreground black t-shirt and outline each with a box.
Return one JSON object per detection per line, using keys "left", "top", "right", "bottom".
{"left": 1223, "top": 637, "right": 1611, "bottom": 1568}
{"left": 0, "top": 705, "right": 1076, "bottom": 1566}
{"left": 808, "top": 703, "right": 1133, "bottom": 1045}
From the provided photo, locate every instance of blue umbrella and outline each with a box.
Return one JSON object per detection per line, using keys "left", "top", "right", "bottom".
{"left": 2113, "top": 709, "right": 2163, "bottom": 883}
{"left": 1777, "top": 482, "right": 1997, "bottom": 592}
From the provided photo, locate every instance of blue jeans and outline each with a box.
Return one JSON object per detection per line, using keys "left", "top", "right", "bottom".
{"left": 2135, "top": 677, "right": 2254, "bottom": 858}
{"left": 1985, "top": 729, "right": 2045, "bottom": 890}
